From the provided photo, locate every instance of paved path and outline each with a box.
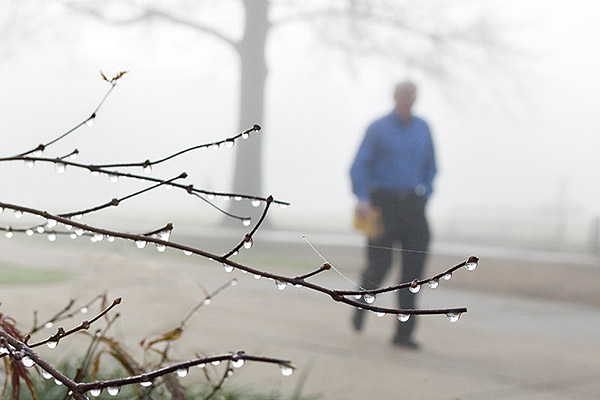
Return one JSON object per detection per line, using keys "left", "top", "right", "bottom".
{"left": 1, "top": 231, "right": 600, "bottom": 399}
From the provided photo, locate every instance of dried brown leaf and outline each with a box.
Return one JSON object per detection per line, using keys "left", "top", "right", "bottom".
{"left": 10, "top": 360, "right": 21, "bottom": 400}
{"left": 91, "top": 351, "right": 104, "bottom": 381}
{"left": 23, "top": 370, "right": 37, "bottom": 400}
{"left": 2, "top": 357, "right": 10, "bottom": 398}
{"left": 111, "top": 71, "right": 128, "bottom": 83}
{"left": 141, "top": 327, "right": 182, "bottom": 350}
{"left": 101, "top": 336, "right": 142, "bottom": 376}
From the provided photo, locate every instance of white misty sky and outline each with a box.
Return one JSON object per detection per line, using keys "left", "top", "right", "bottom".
{"left": 1, "top": 0, "right": 599, "bottom": 236}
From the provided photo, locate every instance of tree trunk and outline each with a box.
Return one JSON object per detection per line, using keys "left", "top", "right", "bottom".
{"left": 227, "top": 0, "right": 270, "bottom": 227}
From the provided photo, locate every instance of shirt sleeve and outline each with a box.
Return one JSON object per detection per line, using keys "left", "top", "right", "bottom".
{"left": 350, "top": 125, "right": 377, "bottom": 201}
{"left": 422, "top": 123, "right": 437, "bottom": 198}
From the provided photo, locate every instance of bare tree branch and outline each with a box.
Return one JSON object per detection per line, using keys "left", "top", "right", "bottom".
{"left": 61, "top": 0, "right": 238, "bottom": 47}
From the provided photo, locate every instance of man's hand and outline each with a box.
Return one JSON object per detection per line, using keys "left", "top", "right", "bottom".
{"left": 356, "top": 200, "right": 372, "bottom": 219}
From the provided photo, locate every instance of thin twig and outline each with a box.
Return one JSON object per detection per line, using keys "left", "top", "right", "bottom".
{"left": 10, "top": 73, "right": 122, "bottom": 158}
{"left": 0, "top": 155, "right": 290, "bottom": 210}
{"left": 58, "top": 173, "right": 187, "bottom": 218}
{"left": 28, "top": 298, "right": 122, "bottom": 349}
{"left": 203, "top": 361, "right": 232, "bottom": 400}
{"left": 75, "top": 353, "right": 292, "bottom": 393}
{"left": 92, "top": 124, "right": 262, "bottom": 169}
{"left": 222, "top": 195, "right": 273, "bottom": 258}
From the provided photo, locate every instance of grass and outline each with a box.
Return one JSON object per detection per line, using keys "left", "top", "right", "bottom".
{"left": 0, "top": 262, "right": 73, "bottom": 285}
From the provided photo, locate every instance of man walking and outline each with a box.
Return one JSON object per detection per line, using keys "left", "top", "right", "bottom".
{"left": 349, "top": 80, "right": 437, "bottom": 349}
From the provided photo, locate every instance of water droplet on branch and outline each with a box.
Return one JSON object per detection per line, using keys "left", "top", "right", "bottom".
{"left": 232, "top": 358, "right": 245, "bottom": 368}
{"left": 176, "top": 368, "right": 189, "bottom": 378}
{"left": 446, "top": 313, "right": 461, "bottom": 323}
{"left": 55, "top": 162, "right": 66, "bottom": 174}
{"left": 107, "top": 386, "right": 120, "bottom": 396}
{"left": 363, "top": 293, "right": 376, "bottom": 304}
{"left": 409, "top": 284, "right": 421, "bottom": 293}
{"left": 279, "top": 364, "right": 294, "bottom": 376}
{"left": 397, "top": 314, "right": 411, "bottom": 322}
{"left": 465, "top": 260, "right": 478, "bottom": 271}
{"left": 21, "top": 356, "right": 35, "bottom": 368}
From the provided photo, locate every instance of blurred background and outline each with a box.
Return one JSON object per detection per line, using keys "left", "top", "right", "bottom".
{"left": 2, "top": 2, "right": 600, "bottom": 399}
{"left": 1, "top": 0, "right": 599, "bottom": 253}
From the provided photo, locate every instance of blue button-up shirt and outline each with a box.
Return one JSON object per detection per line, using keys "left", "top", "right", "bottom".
{"left": 350, "top": 111, "right": 437, "bottom": 201}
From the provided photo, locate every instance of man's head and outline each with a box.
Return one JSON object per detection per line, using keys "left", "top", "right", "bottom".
{"left": 393, "top": 81, "right": 417, "bottom": 122}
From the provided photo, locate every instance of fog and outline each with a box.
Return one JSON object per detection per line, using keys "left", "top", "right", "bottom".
{"left": 1, "top": 0, "right": 599, "bottom": 250}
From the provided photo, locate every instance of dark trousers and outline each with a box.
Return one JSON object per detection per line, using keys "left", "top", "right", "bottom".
{"left": 360, "top": 190, "right": 430, "bottom": 341}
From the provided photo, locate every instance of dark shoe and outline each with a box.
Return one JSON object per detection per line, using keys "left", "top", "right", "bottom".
{"left": 392, "top": 337, "right": 420, "bottom": 350}
{"left": 352, "top": 310, "right": 365, "bottom": 332}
